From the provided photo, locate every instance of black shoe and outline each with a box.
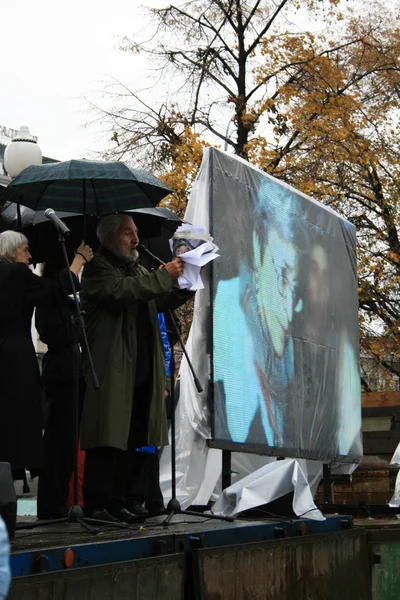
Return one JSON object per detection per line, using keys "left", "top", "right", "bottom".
{"left": 125, "top": 500, "right": 149, "bottom": 517}
{"left": 109, "top": 507, "right": 146, "bottom": 524}
{"left": 85, "top": 508, "right": 120, "bottom": 522}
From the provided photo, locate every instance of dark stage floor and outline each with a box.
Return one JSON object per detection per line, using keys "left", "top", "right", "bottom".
{"left": 12, "top": 513, "right": 254, "bottom": 553}
{"left": 10, "top": 511, "right": 354, "bottom": 580}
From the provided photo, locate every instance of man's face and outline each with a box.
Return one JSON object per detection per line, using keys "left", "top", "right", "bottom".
{"left": 15, "top": 243, "right": 32, "bottom": 265}
{"left": 254, "top": 228, "right": 297, "bottom": 357}
{"left": 109, "top": 217, "right": 139, "bottom": 261}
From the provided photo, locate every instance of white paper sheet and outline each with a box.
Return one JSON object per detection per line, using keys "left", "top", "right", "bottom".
{"left": 169, "top": 229, "right": 219, "bottom": 290}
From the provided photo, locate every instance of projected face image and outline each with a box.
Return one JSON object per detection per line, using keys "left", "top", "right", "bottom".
{"left": 254, "top": 229, "right": 297, "bottom": 357}
{"left": 211, "top": 154, "right": 362, "bottom": 463}
{"left": 213, "top": 186, "right": 302, "bottom": 449}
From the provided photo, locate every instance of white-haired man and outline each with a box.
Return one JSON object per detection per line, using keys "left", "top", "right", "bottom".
{"left": 80, "top": 213, "right": 190, "bottom": 522}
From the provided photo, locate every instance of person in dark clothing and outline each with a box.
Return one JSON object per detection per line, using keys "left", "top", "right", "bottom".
{"left": 36, "top": 243, "right": 93, "bottom": 519}
{"left": 125, "top": 312, "right": 171, "bottom": 517}
{"left": 0, "top": 231, "right": 90, "bottom": 479}
{"left": 126, "top": 448, "right": 164, "bottom": 517}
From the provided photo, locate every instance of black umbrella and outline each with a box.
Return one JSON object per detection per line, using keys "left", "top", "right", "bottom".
{"left": 0, "top": 159, "right": 172, "bottom": 215}
{"left": 0, "top": 203, "right": 184, "bottom": 264}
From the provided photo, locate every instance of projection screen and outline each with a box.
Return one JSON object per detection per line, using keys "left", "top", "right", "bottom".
{"left": 209, "top": 149, "right": 362, "bottom": 463}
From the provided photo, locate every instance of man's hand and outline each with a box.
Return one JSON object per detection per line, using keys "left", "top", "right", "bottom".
{"left": 164, "top": 257, "right": 184, "bottom": 280}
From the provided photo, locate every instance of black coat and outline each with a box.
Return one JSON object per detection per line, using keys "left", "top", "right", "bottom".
{"left": 35, "top": 275, "right": 83, "bottom": 385}
{"left": 0, "top": 262, "right": 68, "bottom": 471}
{"left": 80, "top": 248, "right": 194, "bottom": 450}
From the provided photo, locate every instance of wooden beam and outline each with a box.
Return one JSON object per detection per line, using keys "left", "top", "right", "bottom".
{"left": 362, "top": 391, "right": 400, "bottom": 409}
{"left": 362, "top": 436, "right": 400, "bottom": 455}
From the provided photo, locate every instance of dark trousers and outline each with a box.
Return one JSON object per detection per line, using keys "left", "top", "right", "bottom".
{"left": 126, "top": 448, "right": 164, "bottom": 509}
{"left": 37, "top": 379, "right": 85, "bottom": 513}
{"left": 83, "top": 380, "right": 151, "bottom": 512}
{"left": 83, "top": 446, "right": 141, "bottom": 512}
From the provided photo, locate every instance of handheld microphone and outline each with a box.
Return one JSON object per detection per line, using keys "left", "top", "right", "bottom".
{"left": 137, "top": 244, "right": 166, "bottom": 267}
{"left": 44, "top": 208, "right": 71, "bottom": 236}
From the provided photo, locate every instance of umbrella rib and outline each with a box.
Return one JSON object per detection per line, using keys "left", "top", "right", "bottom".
{"left": 39, "top": 180, "right": 52, "bottom": 210}
{"left": 91, "top": 179, "right": 100, "bottom": 217}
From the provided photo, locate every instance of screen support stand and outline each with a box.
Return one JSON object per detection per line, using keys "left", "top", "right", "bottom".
{"left": 323, "top": 463, "right": 332, "bottom": 504}
{"left": 222, "top": 450, "right": 232, "bottom": 490}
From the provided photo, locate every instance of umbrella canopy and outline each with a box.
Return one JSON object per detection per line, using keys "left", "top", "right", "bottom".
{"left": 0, "top": 203, "right": 184, "bottom": 264}
{"left": 0, "top": 202, "right": 34, "bottom": 232}
{"left": 0, "top": 159, "right": 172, "bottom": 215}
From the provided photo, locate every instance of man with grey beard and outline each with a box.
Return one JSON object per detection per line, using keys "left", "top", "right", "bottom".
{"left": 80, "top": 213, "right": 189, "bottom": 523}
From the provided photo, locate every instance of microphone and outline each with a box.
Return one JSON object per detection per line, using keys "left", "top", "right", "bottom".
{"left": 44, "top": 209, "right": 71, "bottom": 236}
{"left": 137, "top": 244, "right": 166, "bottom": 267}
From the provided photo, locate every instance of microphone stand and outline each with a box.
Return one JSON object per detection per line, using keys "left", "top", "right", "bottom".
{"left": 139, "top": 246, "right": 233, "bottom": 525}
{"left": 17, "top": 227, "right": 138, "bottom": 535}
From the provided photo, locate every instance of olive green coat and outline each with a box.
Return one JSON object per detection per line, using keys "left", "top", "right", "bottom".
{"left": 80, "top": 247, "right": 189, "bottom": 451}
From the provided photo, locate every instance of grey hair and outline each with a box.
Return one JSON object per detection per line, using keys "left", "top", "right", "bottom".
{"left": 96, "top": 213, "right": 134, "bottom": 245}
{"left": 0, "top": 231, "right": 29, "bottom": 262}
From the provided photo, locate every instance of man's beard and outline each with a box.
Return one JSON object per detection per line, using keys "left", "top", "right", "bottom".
{"left": 113, "top": 243, "right": 139, "bottom": 263}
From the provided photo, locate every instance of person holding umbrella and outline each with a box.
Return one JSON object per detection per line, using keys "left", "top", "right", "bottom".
{"left": 35, "top": 243, "right": 93, "bottom": 520}
{"left": 80, "top": 214, "right": 192, "bottom": 523}
{"left": 0, "top": 231, "right": 91, "bottom": 481}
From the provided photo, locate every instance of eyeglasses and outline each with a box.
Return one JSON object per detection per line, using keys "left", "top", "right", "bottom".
{"left": 270, "top": 253, "right": 303, "bottom": 312}
{"left": 270, "top": 253, "right": 297, "bottom": 298}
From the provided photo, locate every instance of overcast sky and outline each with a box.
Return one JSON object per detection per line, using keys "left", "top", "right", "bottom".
{"left": 1, "top": 0, "right": 161, "bottom": 161}
{"left": 2, "top": 0, "right": 349, "bottom": 164}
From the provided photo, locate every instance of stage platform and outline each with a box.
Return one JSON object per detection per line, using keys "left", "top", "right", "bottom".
{"left": 7, "top": 512, "right": 374, "bottom": 600}
{"left": 11, "top": 512, "right": 353, "bottom": 576}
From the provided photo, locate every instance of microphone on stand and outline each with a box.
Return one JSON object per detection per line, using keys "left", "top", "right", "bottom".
{"left": 44, "top": 208, "right": 71, "bottom": 236}
{"left": 137, "top": 244, "right": 166, "bottom": 268}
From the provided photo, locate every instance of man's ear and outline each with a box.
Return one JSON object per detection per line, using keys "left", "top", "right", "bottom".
{"left": 103, "top": 236, "right": 112, "bottom": 250}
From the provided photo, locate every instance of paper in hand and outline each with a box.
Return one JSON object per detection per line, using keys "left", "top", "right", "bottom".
{"left": 170, "top": 225, "right": 219, "bottom": 290}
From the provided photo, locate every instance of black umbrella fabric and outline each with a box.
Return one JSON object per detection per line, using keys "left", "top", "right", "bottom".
{"left": 0, "top": 202, "right": 34, "bottom": 232}
{"left": 22, "top": 212, "right": 98, "bottom": 264}
{"left": 0, "top": 203, "right": 184, "bottom": 264}
{"left": 0, "top": 160, "right": 172, "bottom": 215}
